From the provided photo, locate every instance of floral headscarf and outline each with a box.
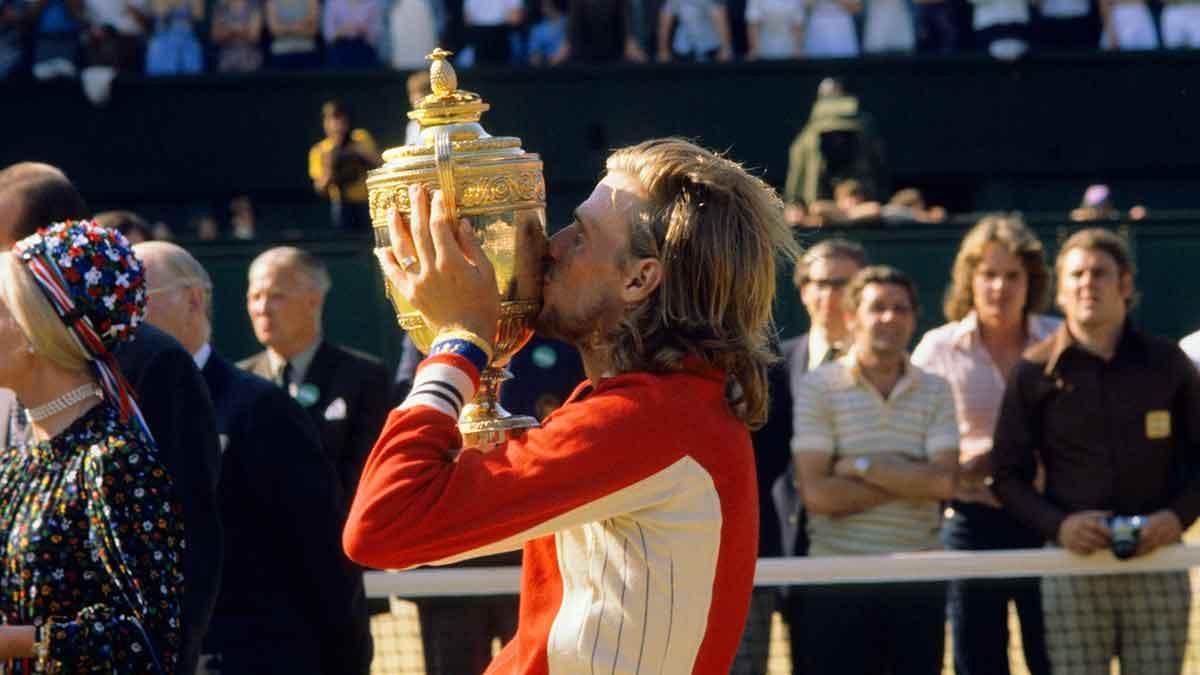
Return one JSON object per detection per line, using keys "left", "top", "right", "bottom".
{"left": 14, "top": 220, "right": 152, "bottom": 441}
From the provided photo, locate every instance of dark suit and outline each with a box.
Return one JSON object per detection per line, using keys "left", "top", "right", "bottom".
{"left": 200, "top": 353, "right": 372, "bottom": 675}
{"left": 115, "top": 323, "right": 223, "bottom": 675}
{"left": 240, "top": 341, "right": 391, "bottom": 503}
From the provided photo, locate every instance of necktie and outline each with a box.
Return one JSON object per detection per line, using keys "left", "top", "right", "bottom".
{"left": 279, "top": 361, "right": 293, "bottom": 389}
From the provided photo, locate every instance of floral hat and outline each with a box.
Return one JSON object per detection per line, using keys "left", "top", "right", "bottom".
{"left": 14, "top": 220, "right": 151, "bottom": 440}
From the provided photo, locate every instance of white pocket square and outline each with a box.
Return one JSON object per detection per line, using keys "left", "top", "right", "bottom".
{"left": 324, "top": 397, "right": 348, "bottom": 421}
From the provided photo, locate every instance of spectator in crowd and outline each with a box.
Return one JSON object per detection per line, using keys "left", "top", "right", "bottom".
{"left": 785, "top": 79, "right": 887, "bottom": 217}
{"left": 309, "top": 100, "right": 381, "bottom": 231}
{"left": 993, "top": 228, "right": 1200, "bottom": 675}
{"left": 793, "top": 265, "right": 958, "bottom": 675}
{"left": 29, "top": 0, "right": 84, "bottom": 78}
{"left": 772, "top": 238, "right": 867, "bottom": 675}
{"left": 463, "top": 0, "right": 524, "bottom": 64}
{"left": 553, "top": 0, "right": 645, "bottom": 63}
{"left": 0, "top": 161, "right": 223, "bottom": 675}
{"left": 1161, "top": 0, "right": 1200, "bottom": 48}
{"left": 863, "top": 0, "right": 915, "bottom": 52}
{"left": 1031, "top": 0, "right": 1096, "bottom": 49}
{"left": 0, "top": 221, "right": 184, "bottom": 672}
{"left": 656, "top": 0, "right": 733, "bottom": 61}
{"left": 229, "top": 194, "right": 256, "bottom": 238}
{"left": 914, "top": 0, "right": 960, "bottom": 52}
{"left": 265, "top": 0, "right": 320, "bottom": 68}
{"left": 911, "top": 216, "right": 1056, "bottom": 675}
{"left": 81, "top": 0, "right": 149, "bottom": 72}
{"left": 210, "top": 0, "right": 263, "bottom": 71}
{"left": 744, "top": 0, "right": 804, "bottom": 59}
{"left": 144, "top": 0, "right": 203, "bottom": 74}
{"left": 1099, "top": 0, "right": 1158, "bottom": 49}
{"left": 192, "top": 211, "right": 219, "bottom": 239}
{"left": 1069, "top": 183, "right": 1148, "bottom": 222}
{"left": 405, "top": 69, "right": 431, "bottom": 145}
{"left": 971, "top": 0, "right": 1030, "bottom": 58}
{"left": 0, "top": 0, "right": 29, "bottom": 79}
{"left": 804, "top": 0, "right": 860, "bottom": 57}
{"left": 94, "top": 208, "right": 155, "bottom": 242}
{"left": 881, "top": 187, "right": 947, "bottom": 224}
{"left": 798, "top": 178, "right": 886, "bottom": 227}
{"left": 323, "top": 0, "right": 385, "bottom": 66}
{"left": 387, "top": 0, "right": 437, "bottom": 68}
{"left": 528, "top": 0, "right": 565, "bottom": 64}
{"left": 136, "top": 241, "right": 373, "bottom": 675}
{"left": 240, "top": 246, "right": 392, "bottom": 508}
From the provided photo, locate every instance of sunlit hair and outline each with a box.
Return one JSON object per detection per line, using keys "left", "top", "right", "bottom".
{"left": 248, "top": 246, "right": 332, "bottom": 296}
{"left": 604, "top": 138, "right": 802, "bottom": 429}
{"left": 1055, "top": 227, "right": 1138, "bottom": 309}
{"left": 943, "top": 215, "right": 1050, "bottom": 322}
{"left": 135, "top": 241, "right": 215, "bottom": 323}
{"left": 843, "top": 265, "right": 920, "bottom": 315}
{"left": 0, "top": 252, "right": 90, "bottom": 373}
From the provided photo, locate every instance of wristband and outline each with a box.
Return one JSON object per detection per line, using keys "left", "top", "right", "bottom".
{"left": 432, "top": 329, "right": 494, "bottom": 363}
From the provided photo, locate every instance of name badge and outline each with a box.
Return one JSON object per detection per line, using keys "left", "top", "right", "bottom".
{"left": 1146, "top": 410, "right": 1171, "bottom": 440}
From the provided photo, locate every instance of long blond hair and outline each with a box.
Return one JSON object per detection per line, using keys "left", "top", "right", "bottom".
{"left": 0, "top": 252, "right": 91, "bottom": 373}
{"left": 604, "top": 138, "right": 801, "bottom": 429}
{"left": 943, "top": 215, "right": 1051, "bottom": 322}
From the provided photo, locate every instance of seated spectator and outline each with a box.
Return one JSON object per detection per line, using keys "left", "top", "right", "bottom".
{"left": 211, "top": 0, "right": 263, "bottom": 71}
{"left": 528, "top": 0, "right": 565, "bottom": 65}
{"left": 882, "top": 187, "right": 948, "bottom": 224}
{"left": 82, "top": 0, "right": 149, "bottom": 72}
{"left": 745, "top": 0, "right": 805, "bottom": 59}
{"left": 463, "top": 0, "right": 523, "bottom": 65}
{"left": 914, "top": 0, "right": 960, "bottom": 52}
{"left": 863, "top": 0, "right": 915, "bottom": 52}
{"left": 265, "top": 0, "right": 320, "bottom": 68}
{"left": 656, "top": 0, "right": 733, "bottom": 62}
{"left": 793, "top": 265, "right": 958, "bottom": 675}
{"left": 387, "top": 0, "right": 436, "bottom": 68}
{"left": 0, "top": 0, "right": 29, "bottom": 79}
{"left": 804, "top": 0, "right": 861, "bottom": 58}
{"left": 971, "top": 0, "right": 1030, "bottom": 59}
{"left": 404, "top": 70, "right": 431, "bottom": 145}
{"left": 309, "top": 99, "right": 381, "bottom": 230}
{"left": 1100, "top": 0, "right": 1158, "bottom": 49}
{"left": 1069, "top": 183, "right": 1148, "bottom": 221}
{"left": 553, "top": 0, "right": 645, "bottom": 64}
{"left": 94, "top": 208, "right": 155, "bottom": 243}
{"left": 29, "top": 0, "right": 84, "bottom": 79}
{"left": 144, "top": 0, "right": 203, "bottom": 75}
{"left": 323, "top": 0, "right": 384, "bottom": 67}
{"left": 1031, "top": 0, "right": 1096, "bottom": 49}
{"left": 1162, "top": 0, "right": 1200, "bottom": 48}
{"left": 800, "top": 178, "right": 884, "bottom": 227}
{"left": 230, "top": 194, "right": 256, "bottom": 239}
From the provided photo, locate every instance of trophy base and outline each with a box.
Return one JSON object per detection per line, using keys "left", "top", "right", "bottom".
{"left": 456, "top": 366, "right": 540, "bottom": 447}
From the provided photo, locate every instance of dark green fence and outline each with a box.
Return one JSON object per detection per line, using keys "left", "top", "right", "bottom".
{"left": 197, "top": 213, "right": 1200, "bottom": 371}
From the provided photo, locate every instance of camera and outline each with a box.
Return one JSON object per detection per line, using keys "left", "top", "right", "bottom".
{"left": 1106, "top": 515, "right": 1145, "bottom": 560}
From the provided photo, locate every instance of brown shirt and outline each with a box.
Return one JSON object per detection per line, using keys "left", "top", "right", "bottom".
{"left": 992, "top": 322, "right": 1200, "bottom": 542}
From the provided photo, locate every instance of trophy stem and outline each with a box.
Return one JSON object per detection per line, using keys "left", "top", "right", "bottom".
{"left": 458, "top": 366, "right": 539, "bottom": 447}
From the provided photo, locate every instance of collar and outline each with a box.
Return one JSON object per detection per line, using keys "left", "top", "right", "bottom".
{"left": 1042, "top": 319, "right": 1144, "bottom": 376}
{"left": 831, "top": 346, "right": 919, "bottom": 397}
{"left": 193, "top": 343, "right": 212, "bottom": 370}
{"left": 267, "top": 337, "right": 322, "bottom": 384}
{"left": 952, "top": 311, "right": 1059, "bottom": 351}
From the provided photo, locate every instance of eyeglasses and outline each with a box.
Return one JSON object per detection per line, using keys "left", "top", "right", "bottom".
{"left": 804, "top": 277, "right": 850, "bottom": 290}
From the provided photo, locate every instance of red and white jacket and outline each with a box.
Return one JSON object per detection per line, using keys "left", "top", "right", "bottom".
{"left": 343, "top": 351, "right": 758, "bottom": 675}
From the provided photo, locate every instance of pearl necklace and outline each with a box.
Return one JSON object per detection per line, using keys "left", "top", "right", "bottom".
{"left": 24, "top": 384, "right": 102, "bottom": 423}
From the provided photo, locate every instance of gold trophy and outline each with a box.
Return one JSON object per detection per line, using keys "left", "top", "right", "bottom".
{"left": 367, "top": 48, "right": 548, "bottom": 447}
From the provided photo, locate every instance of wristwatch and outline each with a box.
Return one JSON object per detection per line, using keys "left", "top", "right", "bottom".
{"left": 853, "top": 457, "right": 871, "bottom": 478}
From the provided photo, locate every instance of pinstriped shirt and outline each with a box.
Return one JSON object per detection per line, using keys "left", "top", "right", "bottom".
{"left": 792, "top": 352, "right": 959, "bottom": 556}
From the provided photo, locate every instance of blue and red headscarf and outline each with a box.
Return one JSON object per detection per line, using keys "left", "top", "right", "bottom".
{"left": 14, "top": 220, "right": 153, "bottom": 442}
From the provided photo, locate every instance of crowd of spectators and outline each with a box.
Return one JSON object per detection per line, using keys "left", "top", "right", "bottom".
{"left": 3, "top": 0, "right": 1200, "bottom": 83}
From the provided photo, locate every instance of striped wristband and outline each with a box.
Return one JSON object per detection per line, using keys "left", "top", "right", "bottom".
{"left": 399, "top": 330, "right": 493, "bottom": 420}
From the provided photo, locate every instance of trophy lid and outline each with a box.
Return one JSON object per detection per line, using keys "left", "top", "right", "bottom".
{"left": 368, "top": 48, "right": 544, "bottom": 218}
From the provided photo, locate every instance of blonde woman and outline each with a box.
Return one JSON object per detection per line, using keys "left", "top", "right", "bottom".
{"left": 0, "top": 221, "right": 182, "bottom": 673}
{"left": 911, "top": 215, "right": 1056, "bottom": 675}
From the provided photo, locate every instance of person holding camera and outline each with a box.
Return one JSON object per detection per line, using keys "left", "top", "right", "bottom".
{"left": 308, "top": 99, "right": 381, "bottom": 231}
{"left": 992, "top": 227, "right": 1200, "bottom": 675}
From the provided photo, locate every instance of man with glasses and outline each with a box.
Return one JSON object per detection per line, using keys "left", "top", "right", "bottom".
{"left": 772, "top": 237, "right": 866, "bottom": 674}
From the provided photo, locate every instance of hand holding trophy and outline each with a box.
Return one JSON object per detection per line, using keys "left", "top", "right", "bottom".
{"left": 367, "top": 49, "right": 548, "bottom": 447}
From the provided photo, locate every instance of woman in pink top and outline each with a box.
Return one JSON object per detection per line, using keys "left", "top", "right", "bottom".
{"left": 911, "top": 215, "right": 1056, "bottom": 675}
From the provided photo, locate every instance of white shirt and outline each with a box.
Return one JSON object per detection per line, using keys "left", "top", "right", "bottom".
{"left": 266, "top": 338, "right": 321, "bottom": 392}
{"left": 192, "top": 342, "right": 213, "bottom": 370}
{"left": 463, "top": 0, "right": 520, "bottom": 26}
{"left": 745, "top": 0, "right": 804, "bottom": 58}
{"left": 85, "top": 0, "right": 148, "bottom": 35}
{"left": 1180, "top": 329, "right": 1200, "bottom": 370}
{"left": 970, "top": 0, "right": 1029, "bottom": 30}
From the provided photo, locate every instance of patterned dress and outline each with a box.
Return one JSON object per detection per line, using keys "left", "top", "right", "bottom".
{"left": 0, "top": 403, "right": 183, "bottom": 673}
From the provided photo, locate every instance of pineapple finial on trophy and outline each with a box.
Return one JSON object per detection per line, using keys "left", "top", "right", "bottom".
{"left": 427, "top": 48, "right": 457, "bottom": 95}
